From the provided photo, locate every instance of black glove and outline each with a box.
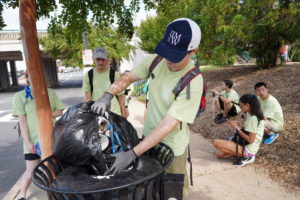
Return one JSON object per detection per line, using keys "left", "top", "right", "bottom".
{"left": 91, "top": 92, "right": 113, "bottom": 115}
{"left": 104, "top": 149, "right": 137, "bottom": 175}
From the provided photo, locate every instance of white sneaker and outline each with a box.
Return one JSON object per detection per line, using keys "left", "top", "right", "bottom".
{"left": 233, "top": 156, "right": 255, "bottom": 167}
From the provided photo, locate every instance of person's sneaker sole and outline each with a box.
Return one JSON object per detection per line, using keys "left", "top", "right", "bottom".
{"left": 264, "top": 133, "right": 279, "bottom": 144}
{"left": 234, "top": 157, "right": 255, "bottom": 167}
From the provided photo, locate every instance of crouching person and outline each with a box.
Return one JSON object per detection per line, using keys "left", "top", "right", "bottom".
{"left": 213, "top": 94, "right": 264, "bottom": 166}
{"left": 212, "top": 80, "right": 241, "bottom": 124}
{"left": 254, "top": 82, "right": 284, "bottom": 144}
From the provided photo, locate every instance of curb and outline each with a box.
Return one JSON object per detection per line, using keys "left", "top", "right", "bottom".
{"left": 3, "top": 175, "right": 22, "bottom": 200}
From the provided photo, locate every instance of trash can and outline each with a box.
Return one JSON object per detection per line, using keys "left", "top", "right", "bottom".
{"left": 32, "top": 143, "right": 174, "bottom": 200}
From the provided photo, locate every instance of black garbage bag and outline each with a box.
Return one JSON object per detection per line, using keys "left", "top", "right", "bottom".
{"left": 52, "top": 101, "right": 140, "bottom": 175}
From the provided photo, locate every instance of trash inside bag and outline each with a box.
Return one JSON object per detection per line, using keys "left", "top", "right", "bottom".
{"left": 52, "top": 101, "right": 140, "bottom": 175}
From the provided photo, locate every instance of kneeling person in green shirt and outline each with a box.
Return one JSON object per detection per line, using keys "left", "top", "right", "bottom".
{"left": 12, "top": 72, "right": 64, "bottom": 200}
{"left": 213, "top": 94, "right": 264, "bottom": 166}
{"left": 212, "top": 80, "right": 241, "bottom": 124}
{"left": 91, "top": 18, "right": 203, "bottom": 198}
{"left": 254, "top": 82, "right": 284, "bottom": 144}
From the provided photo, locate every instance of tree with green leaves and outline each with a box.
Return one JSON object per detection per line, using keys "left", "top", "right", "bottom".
{"left": 139, "top": 0, "right": 300, "bottom": 69}
{"left": 138, "top": 0, "right": 187, "bottom": 53}
{"left": 0, "top": 0, "right": 141, "bottom": 38}
{"left": 229, "top": 0, "right": 300, "bottom": 68}
{"left": 40, "top": 22, "right": 135, "bottom": 69}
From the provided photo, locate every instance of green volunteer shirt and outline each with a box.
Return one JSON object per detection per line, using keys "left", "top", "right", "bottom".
{"left": 134, "top": 54, "right": 203, "bottom": 156}
{"left": 220, "top": 89, "right": 241, "bottom": 113}
{"left": 258, "top": 95, "right": 284, "bottom": 132}
{"left": 244, "top": 114, "right": 264, "bottom": 155}
{"left": 12, "top": 88, "right": 65, "bottom": 154}
{"left": 82, "top": 68, "right": 121, "bottom": 115}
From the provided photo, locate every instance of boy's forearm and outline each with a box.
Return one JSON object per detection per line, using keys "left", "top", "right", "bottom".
{"left": 108, "top": 71, "right": 140, "bottom": 96}
{"left": 19, "top": 115, "right": 31, "bottom": 143}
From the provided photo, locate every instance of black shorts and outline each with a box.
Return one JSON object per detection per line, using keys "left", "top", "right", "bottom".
{"left": 24, "top": 153, "right": 40, "bottom": 161}
{"left": 219, "top": 97, "right": 238, "bottom": 116}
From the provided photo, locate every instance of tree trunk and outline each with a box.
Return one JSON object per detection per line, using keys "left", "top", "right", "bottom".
{"left": 20, "top": 0, "right": 53, "bottom": 159}
{"left": 255, "top": 41, "right": 281, "bottom": 69}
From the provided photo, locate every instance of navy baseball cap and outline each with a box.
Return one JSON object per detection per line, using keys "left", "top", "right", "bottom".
{"left": 154, "top": 18, "right": 201, "bottom": 63}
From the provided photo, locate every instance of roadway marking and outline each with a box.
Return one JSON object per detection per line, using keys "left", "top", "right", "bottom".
{"left": 0, "top": 110, "right": 17, "bottom": 122}
{"left": 0, "top": 98, "right": 13, "bottom": 105}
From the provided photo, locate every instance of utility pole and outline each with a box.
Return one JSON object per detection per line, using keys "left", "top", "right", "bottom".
{"left": 82, "top": 31, "right": 91, "bottom": 68}
{"left": 20, "top": 0, "right": 53, "bottom": 159}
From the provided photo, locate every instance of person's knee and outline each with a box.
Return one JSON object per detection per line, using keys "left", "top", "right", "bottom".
{"left": 214, "top": 96, "right": 219, "bottom": 104}
{"left": 216, "top": 151, "right": 224, "bottom": 159}
{"left": 224, "top": 102, "right": 232, "bottom": 109}
{"left": 213, "top": 139, "right": 221, "bottom": 148}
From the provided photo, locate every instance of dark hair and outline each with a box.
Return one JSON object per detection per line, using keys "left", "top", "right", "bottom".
{"left": 224, "top": 80, "right": 233, "bottom": 88}
{"left": 239, "top": 94, "right": 264, "bottom": 121}
{"left": 254, "top": 82, "right": 267, "bottom": 90}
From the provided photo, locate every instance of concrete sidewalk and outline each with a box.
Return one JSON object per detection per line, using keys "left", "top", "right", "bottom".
{"left": 4, "top": 98, "right": 300, "bottom": 200}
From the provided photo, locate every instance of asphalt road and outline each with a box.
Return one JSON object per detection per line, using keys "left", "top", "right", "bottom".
{"left": 0, "top": 71, "right": 84, "bottom": 199}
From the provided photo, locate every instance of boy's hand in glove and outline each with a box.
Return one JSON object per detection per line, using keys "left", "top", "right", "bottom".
{"left": 91, "top": 92, "right": 113, "bottom": 115}
{"left": 104, "top": 149, "right": 137, "bottom": 175}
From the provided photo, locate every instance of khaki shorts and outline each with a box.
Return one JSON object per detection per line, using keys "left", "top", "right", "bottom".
{"left": 264, "top": 119, "right": 283, "bottom": 132}
{"left": 165, "top": 147, "right": 189, "bottom": 198}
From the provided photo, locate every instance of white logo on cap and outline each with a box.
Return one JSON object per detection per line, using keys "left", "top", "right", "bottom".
{"left": 168, "top": 30, "right": 182, "bottom": 46}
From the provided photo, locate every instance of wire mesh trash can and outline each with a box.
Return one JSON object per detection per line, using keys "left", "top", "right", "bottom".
{"left": 32, "top": 143, "right": 174, "bottom": 200}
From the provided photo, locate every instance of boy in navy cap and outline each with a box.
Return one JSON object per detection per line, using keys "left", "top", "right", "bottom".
{"left": 92, "top": 18, "right": 203, "bottom": 197}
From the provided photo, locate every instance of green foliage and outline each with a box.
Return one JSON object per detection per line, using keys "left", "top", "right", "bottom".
{"left": 292, "top": 48, "right": 300, "bottom": 61}
{"left": 40, "top": 22, "right": 135, "bottom": 68}
{"left": 289, "top": 40, "right": 300, "bottom": 61}
{"left": 139, "top": 0, "right": 300, "bottom": 69}
{"left": 130, "top": 89, "right": 137, "bottom": 97}
{"left": 0, "top": 0, "right": 57, "bottom": 29}
{"left": 138, "top": 16, "right": 167, "bottom": 53}
{"left": 138, "top": 94, "right": 146, "bottom": 102}
{"left": 229, "top": 0, "right": 300, "bottom": 68}
{"left": 138, "top": 0, "right": 187, "bottom": 53}
{"left": 0, "top": 0, "right": 140, "bottom": 38}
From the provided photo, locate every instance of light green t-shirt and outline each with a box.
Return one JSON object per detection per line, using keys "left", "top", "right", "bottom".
{"left": 12, "top": 88, "right": 65, "bottom": 154}
{"left": 82, "top": 68, "right": 121, "bottom": 115}
{"left": 244, "top": 114, "right": 264, "bottom": 155}
{"left": 220, "top": 89, "right": 241, "bottom": 113}
{"left": 258, "top": 95, "right": 284, "bottom": 132}
{"left": 134, "top": 54, "right": 203, "bottom": 156}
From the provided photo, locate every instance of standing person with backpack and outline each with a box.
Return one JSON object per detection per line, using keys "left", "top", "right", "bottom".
{"left": 213, "top": 94, "right": 264, "bottom": 166}
{"left": 91, "top": 18, "right": 204, "bottom": 198}
{"left": 82, "top": 46, "right": 126, "bottom": 117}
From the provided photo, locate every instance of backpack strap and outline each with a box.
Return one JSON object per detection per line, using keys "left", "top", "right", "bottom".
{"left": 88, "top": 69, "right": 94, "bottom": 93}
{"left": 172, "top": 66, "right": 201, "bottom": 100}
{"left": 109, "top": 68, "right": 119, "bottom": 100}
{"left": 149, "top": 55, "right": 163, "bottom": 79}
{"left": 109, "top": 68, "right": 115, "bottom": 84}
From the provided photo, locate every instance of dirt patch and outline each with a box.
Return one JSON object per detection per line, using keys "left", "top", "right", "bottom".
{"left": 191, "top": 63, "right": 300, "bottom": 191}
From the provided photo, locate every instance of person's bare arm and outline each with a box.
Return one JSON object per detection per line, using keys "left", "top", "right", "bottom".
{"left": 19, "top": 115, "right": 36, "bottom": 154}
{"left": 108, "top": 71, "right": 141, "bottom": 96}
{"left": 117, "top": 94, "right": 127, "bottom": 118}
{"left": 52, "top": 110, "right": 64, "bottom": 118}
{"left": 219, "top": 95, "right": 232, "bottom": 104}
{"left": 133, "top": 115, "right": 180, "bottom": 156}
{"left": 228, "top": 120, "right": 255, "bottom": 143}
{"left": 84, "top": 91, "right": 92, "bottom": 102}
